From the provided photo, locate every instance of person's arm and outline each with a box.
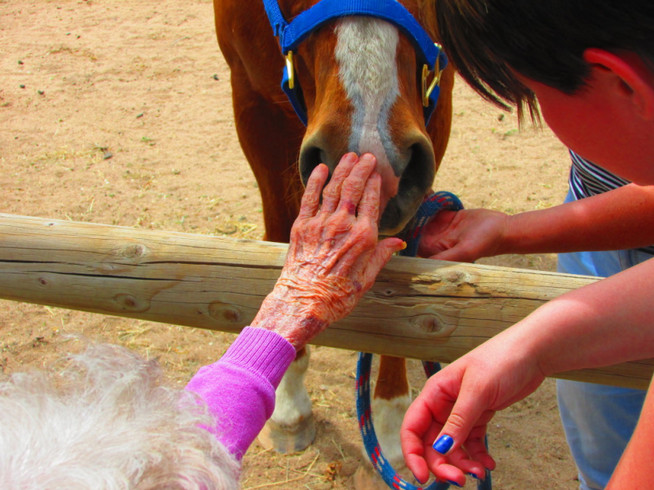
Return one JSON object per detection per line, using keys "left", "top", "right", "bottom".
{"left": 419, "top": 183, "right": 654, "bottom": 261}
{"left": 607, "top": 375, "right": 654, "bottom": 488}
{"left": 401, "top": 256, "right": 654, "bottom": 486}
{"left": 185, "top": 327, "right": 295, "bottom": 459}
{"left": 186, "top": 153, "right": 405, "bottom": 459}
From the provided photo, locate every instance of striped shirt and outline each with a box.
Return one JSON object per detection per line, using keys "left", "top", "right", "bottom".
{"left": 568, "top": 150, "right": 654, "bottom": 254}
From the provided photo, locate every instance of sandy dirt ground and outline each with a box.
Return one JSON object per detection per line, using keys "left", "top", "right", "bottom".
{"left": 1, "top": 1, "right": 581, "bottom": 488}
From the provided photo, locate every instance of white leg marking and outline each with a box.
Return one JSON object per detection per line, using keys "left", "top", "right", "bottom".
{"left": 370, "top": 394, "right": 412, "bottom": 468}
{"left": 270, "top": 348, "right": 312, "bottom": 425}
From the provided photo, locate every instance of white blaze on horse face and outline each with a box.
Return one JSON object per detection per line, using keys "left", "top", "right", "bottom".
{"left": 335, "top": 18, "right": 401, "bottom": 206}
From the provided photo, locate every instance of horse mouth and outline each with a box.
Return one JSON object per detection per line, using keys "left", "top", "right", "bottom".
{"left": 379, "top": 142, "right": 435, "bottom": 236}
{"left": 379, "top": 191, "right": 423, "bottom": 236}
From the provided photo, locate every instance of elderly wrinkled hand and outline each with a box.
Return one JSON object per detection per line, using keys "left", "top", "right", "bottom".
{"left": 251, "top": 152, "right": 405, "bottom": 350}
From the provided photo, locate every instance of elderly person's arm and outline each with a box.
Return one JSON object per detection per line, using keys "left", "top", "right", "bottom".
{"left": 186, "top": 152, "right": 404, "bottom": 459}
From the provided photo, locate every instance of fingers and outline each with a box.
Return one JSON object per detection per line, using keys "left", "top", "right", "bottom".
{"left": 402, "top": 415, "right": 489, "bottom": 487}
{"left": 430, "top": 381, "right": 491, "bottom": 463}
{"left": 402, "top": 431, "right": 434, "bottom": 483}
{"left": 428, "top": 246, "right": 475, "bottom": 262}
{"left": 297, "top": 163, "right": 330, "bottom": 219}
{"left": 462, "top": 427, "right": 496, "bottom": 472}
{"left": 401, "top": 367, "right": 497, "bottom": 485}
{"left": 417, "top": 211, "right": 459, "bottom": 259}
{"left": 425, "top": 425, "right": 493, "bottom": 483}
{"left": 364, "top": 237, "right": 405, "bottom": 277}
{"left": 334, "top": 153, "right": 378, "bottom": 216}
{"left": 357, "top": 163, "right": 383, "bottom": 223}
{"left": 299, "top": 152, "right": 381, "bottom": 223}
{"left": 319, "top": 152, "right": 380, "bottom": 217}
{"left": 402, "top": 393, "right": 442, "bottom": 483}
{"left": 319, "top": 152, "right": 359, "bottom": 215}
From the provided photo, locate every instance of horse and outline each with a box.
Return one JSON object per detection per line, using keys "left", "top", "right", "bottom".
{"left": 212, "top": 0, "right": 454, "bottom": 483}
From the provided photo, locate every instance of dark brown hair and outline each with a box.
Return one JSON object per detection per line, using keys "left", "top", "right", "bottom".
{"left": 435, "top": 0, "right": 654, "bottom": 121}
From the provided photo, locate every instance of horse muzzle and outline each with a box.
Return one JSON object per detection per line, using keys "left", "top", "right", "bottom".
{"left": 298, "top": 130, "right": 435, "bottom": 235}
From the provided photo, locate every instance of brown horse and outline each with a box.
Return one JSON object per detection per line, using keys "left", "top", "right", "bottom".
{"left": 213, "top": 0, "right": 454, "bottom": 482}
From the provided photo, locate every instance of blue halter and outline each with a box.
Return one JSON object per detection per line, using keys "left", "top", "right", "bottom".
{"left": 262, "top": 0, "right": 448, "bottom": 125}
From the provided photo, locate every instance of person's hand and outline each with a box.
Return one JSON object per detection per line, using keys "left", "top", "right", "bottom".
{"left": 417, "top": 208, "right": 509, "bottom": 261}
{"left": 251, "top": 152, "right": 406, "bottom": 350}
{"left": 400, "top": 330, "right": 546, "bottom": 486}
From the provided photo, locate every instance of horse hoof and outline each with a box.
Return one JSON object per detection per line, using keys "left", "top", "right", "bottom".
{"left": 257, "top": 413, "right": 316, "bottom": 453}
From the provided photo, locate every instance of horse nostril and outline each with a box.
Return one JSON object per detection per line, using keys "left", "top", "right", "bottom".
{"left": 400, "top": 141, "right": 434, "bottom": 195}
{"left": 299, "top": 144, "right": 329, "bottom": 185}
{"left": 378, "top": 138, "right": 436, "bottom": 234}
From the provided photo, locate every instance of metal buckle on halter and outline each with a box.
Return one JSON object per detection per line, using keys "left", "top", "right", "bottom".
{"left": 422, "top": 43, "right": 444, "bottom": 107}
{"left": 285, "top": 51, "right": 295, "bottom": 90}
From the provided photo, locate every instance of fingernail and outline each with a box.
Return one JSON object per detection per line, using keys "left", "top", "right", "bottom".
{"left": 412, "top": 473, "right": 426, "bottom": 484}
{"left": 432, "top": 434, "right": 454, "bottom": 454}
{"left": 468, "top": 472, "right": 480, "bottom": 480}
{"left": 361, "top": 152, "right": 376, "bottom": 163}
{"left": 446, "top": 481, "right": 462, "bottom": 488}
{"left": 400, "top": 240, "right": 407, "bottom": 250}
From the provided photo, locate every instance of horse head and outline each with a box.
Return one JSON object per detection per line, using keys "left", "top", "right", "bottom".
{"left": 275, "top": 0, "right": 454, "bottom": 235}
{"left": 213, "top": 0, "right": 457, "bottom": 472}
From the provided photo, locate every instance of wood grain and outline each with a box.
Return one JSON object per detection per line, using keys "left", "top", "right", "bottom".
{"left": 1, "top": 213, "right": 651, "bottom": 388}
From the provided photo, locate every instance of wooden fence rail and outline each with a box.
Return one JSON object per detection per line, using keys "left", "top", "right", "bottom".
{"left": 0, "top": 213, "right": 652, "bottom": 389}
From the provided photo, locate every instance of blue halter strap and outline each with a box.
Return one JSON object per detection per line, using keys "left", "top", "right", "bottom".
{"left": 262, "top": 0, "right": 448, "bottom": 125}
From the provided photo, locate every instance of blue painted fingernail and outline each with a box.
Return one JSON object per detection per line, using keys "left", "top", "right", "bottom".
{"left": 432, "top": 434, "right": 454, "bottom": 454}
{"left": 468, "top": 472, "right": 480, "bottom": 480}
{"left": 446, "top": 480, "right": 462, "bottom": 488}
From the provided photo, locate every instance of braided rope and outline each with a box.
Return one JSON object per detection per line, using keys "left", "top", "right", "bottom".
{"left": 356, "top": 192, "right": 492, "bottom": 489}
{"left": 356, "top": 352, "right": 448, "bottom": 490}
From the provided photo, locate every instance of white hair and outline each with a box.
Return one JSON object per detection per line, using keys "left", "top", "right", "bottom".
{"left": 0, "top": 343, "right": 240, "bottom": 490}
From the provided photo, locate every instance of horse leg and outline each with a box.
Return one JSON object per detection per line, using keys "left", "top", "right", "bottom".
{"left": 257, "top": 347, "right": 316, "bottom": 452}
{"left": 229, "top": 72, "right": 304, "bottom": 243}
{"left": 354, "top": 355, "right": 413, "bottom": 488}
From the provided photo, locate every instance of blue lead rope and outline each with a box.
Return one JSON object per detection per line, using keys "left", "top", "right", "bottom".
{"left": 356, "top": 353, "right": 450, "bottom": 490}
{"left": 399, "top": 191, "right": 463, "bottom": 258}
{"left": 356, "top": 192, "right": 492, "bottom": 489}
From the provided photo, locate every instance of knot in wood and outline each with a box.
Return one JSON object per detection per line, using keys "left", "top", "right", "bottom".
{"left": 113, "top": 293, "right": 150, "bottom": 312}
{"left": 415, "top": 312, "right": 454, "bottom": 337}
{"left": 121, "top": 243, "right": 148, "bottom": 259}
{"left": 208, "top": 301, "right": 242, "bottom": 324}
{"left": 416, "top": 314, "right": 440, "bottom": 333}
{"left": 445, "top": 270, "right": 465, "bottom": 284}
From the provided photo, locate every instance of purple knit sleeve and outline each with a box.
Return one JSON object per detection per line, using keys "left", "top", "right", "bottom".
{"left": 185, "top": 327, "right": 296, "bottom": 459}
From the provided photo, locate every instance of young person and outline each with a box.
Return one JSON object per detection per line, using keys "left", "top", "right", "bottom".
{"left": 555, "top": 151, "right": 654, "bottom": 490}
{"left": 399, "top": 2, "right": 654, "bottom": 488}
